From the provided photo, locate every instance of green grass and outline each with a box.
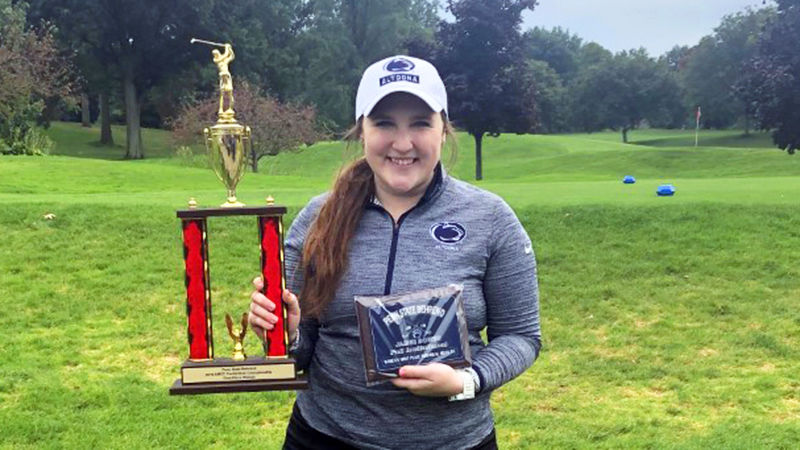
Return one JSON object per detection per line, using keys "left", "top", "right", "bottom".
{"left": 1, "top": 123, "right": 798, "bottom": 448}
{"left": 570, "top": 128, "right": 775, "bottom": 148}
{"left": 43, "top": 122, "right": 178, "bottom": 159}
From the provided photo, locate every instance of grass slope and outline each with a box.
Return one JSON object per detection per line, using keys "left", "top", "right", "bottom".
{"left": 0, "top": 123, "right": 798, "bottom": 448}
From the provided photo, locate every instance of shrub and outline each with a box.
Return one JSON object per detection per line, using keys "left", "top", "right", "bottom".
{"left": 0, "top": 0, "right": 75, "bottom": 154}
{"left": 169, "top": 81, "right": 327, "bottom": 172}
{"left": 0, "top": 126, "right": 54, "bottom": 155}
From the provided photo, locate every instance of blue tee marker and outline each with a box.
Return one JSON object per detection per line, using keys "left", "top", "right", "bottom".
{"left": 623, "top": 175, "right": 636, "bottom": 184}
{"left": 657, "top": 184, "right": 676, "bottom": 196}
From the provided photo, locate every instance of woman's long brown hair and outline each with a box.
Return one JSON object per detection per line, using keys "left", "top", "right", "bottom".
{"left": 300, "top": 113, "right": 456, "bottom": 318}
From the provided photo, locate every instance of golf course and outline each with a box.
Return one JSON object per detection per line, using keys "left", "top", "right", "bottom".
{"left": 0, "top": 123, "right": 797, "bottom": 448}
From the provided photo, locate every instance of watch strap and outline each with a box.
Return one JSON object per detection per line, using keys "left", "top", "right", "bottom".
{"left": 448, "top": 369, "right": 476, "bottom": 401}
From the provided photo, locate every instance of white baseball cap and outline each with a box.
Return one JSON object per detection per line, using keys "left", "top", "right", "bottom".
{"left": 355, "top": 55, "right": 448, "bottom": 121}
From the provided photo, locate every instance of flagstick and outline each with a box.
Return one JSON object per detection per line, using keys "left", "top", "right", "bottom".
{"left": 695, "top": 106, "right": 701, "bottom": 148}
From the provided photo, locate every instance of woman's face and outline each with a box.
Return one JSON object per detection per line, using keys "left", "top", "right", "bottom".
{"left": 362, "top": 93, "right": 444, "bottom": 202}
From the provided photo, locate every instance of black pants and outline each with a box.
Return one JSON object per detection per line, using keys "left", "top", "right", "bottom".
{"left": 283, "top": 403, "right": 498, "bottom": 450}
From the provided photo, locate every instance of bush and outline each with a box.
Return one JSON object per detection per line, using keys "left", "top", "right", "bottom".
{"left": 0, "top": 0, "right": 75, "bottom": 154}
{"left": 169, "top": 81, "right": 327, "bottom": 171}
{"left": 0, "top": 126, "right": 54, "bottom": 155}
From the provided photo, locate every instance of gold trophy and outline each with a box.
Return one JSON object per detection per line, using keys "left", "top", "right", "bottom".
{"left": 191, "top": 38, "right": 251, "bottom": 207}
{"left": 169, "top": 40, "right": 307, "bottom": 395}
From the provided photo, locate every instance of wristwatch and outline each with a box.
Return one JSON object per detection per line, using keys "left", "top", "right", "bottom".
{"left": 288, "top": 329, "right": 300, "bottom": 352}
{"left": 449, "top": 368, "right": 479, "bottom": 401}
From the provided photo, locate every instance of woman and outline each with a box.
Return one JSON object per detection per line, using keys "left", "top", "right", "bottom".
{"left": 249, "top": 55, "right": 541, "bottom": 449}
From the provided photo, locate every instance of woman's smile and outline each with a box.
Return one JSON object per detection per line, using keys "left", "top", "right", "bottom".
{"left": 386, "top": 156, "right": 417, "bottom": 167}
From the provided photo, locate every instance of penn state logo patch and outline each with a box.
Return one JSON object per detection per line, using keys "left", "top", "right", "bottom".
{"left": 430, "top": 222, "right": 466, "bottom": 244}
{"left": 383, "top": 57, "right": 415, "bottom": 72}
{"left": 380, "top": 57, "right": 420, "bottom": 86}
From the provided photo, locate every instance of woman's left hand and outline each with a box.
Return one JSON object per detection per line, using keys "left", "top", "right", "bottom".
{"left": 390, "top": 363, "right": 463, "bottom": 397}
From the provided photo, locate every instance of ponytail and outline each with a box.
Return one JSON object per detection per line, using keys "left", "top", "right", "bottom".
{"left": 301, "top": 121, "right": 372, "bottom": 318}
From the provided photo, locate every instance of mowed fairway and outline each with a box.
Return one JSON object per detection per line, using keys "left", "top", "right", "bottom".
{"left": 1, "top": 123, "right": 798, "bottom": 448}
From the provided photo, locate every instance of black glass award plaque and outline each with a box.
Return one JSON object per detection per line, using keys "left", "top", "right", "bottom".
{"left": 354, "top": 284, "right": 471, "bottom": 385}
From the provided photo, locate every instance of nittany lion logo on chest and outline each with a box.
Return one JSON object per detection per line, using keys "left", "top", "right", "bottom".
{"left": 429, "top": 222, "right": 466, "bottom": 245}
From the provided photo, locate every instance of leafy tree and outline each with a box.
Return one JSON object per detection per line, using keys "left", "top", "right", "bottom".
{"left": 217, "top": 0, "right": 311, "bottom": 97}
{"left": 526, "top": 60, "right": 568, "bottom": 133}
{"left": 563, "top": 41, "right": 613, "bottom": 132}
{"left": 660, "top": 45, "right": 691, "bottom": 72}
{"left": 577, "top": 41, "right": 613, "bottom": 67}
{"left": 740, "top": 0, "right": 800, "bottom": 154}
{"left": 0, "top": 0, "right": 74, "bottom": 154}
{"left": 519, "top": 27, "right": 584, "bottom": 134}
{"left": 287, "top": 3, "right": 361, "bottom": 130}
{"left": 69, "top": 37, "right": 116, "bottom": 144}
{"left": 654, "top": 45, "right": 693, "bottom": 128}
{"left": 684, "top": 36, "right": 743, "bottom": 129}
{"left": 436, "top": 0, "right": 538, "bottom": 180}
{"left": 171, "top": 81, "right": 326, "bottom": 171}
{"left": 682, "top": 8, "right": 774, "bottom": 130}
{"left": 173, "top": 0, "right": 310, "bottom": 103}
{"left": 341, "top": 0, "right": 440, "bottom": 65}
{"left": 647, "top": 76, "right": 686, "bottom": 130}
{"left": 119, "top": 0, "right": 313, "bottom": 140}
{"left": 288, "top": 0, "right": 440, "bottom": 129}
{"left": 522, "top": 26, "right": 583, "bottom": 82}
{"left": 572, "top": 49, "right": 680, "bottom": 142}
{"left": 33, "top": 0, "right": 212, "bottom": 159}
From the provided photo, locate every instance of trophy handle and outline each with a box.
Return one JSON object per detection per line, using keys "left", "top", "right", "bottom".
{"left": 225, "top": 313, "right": 236, "bottom": 341}
{"left": 239, "top": 312, "right": 248, "bottom": 340}
{"left": 243, "top": 126, "right": 253, "bottom": 171}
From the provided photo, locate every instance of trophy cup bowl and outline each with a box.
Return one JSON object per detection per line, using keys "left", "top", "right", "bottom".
{"left": 204, "top": 123, "right": 251, "bottom": 207}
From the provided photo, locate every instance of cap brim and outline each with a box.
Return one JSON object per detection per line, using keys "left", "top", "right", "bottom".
{"left": 360, "top": 87, "right": 444, "bottom": 119}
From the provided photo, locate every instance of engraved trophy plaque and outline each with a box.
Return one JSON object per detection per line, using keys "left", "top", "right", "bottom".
{"left": 169, "top": 40, "right": 307, "bottom": 395}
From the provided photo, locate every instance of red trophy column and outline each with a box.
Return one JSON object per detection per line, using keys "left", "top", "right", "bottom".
{"left": 259, "top": 216, "right": 287, "bottom": 356}
{"left": 182, "top": 219, "right": 213, "bottom": 360}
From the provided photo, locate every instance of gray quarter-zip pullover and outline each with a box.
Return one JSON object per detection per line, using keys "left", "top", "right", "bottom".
{"left": 284, "top": 166, "right": 541, "bottom": 449}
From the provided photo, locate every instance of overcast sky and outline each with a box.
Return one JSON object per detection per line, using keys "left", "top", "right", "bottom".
{"left": 521, "top": 0, "right": 773, "bottom": 57}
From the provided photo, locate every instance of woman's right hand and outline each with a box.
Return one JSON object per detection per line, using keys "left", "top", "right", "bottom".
{"left": 248, "top": 277, "right": 301, "bottom": 344}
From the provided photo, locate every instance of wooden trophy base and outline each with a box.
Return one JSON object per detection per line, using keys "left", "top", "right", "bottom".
{"left": 169, "top": 357, "right": 309, "bottom": 395}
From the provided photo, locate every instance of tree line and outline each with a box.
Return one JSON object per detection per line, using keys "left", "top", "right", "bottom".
{"left": 3, "top": 0, "right": 798, "bottom": 176}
